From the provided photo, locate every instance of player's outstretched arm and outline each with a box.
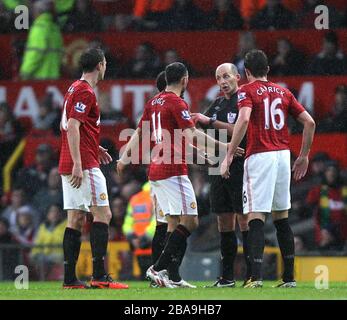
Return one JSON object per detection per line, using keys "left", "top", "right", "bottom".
{"left": 117, "top": 127, "right": 142, "bottom": 176}
{"left": 67, "top": 118, "right": 83, "bottom": 188}
{"left": 292, "top": 111, "right": 316, "bottom": 181}
{"left": 186, "top": 127, "right": 228, "bottom": 154}
{"left": 191, "top": 113, "right": 235, "bottom": 136}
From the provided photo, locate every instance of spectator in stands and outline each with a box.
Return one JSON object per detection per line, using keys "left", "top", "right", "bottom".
{"left": 291, "top": 152, "right": 331, "bottom": 219}
{"left": 1, "top": 188, "right": 38, "bottom": 231}
{"left": 121, "top": 181, "right": 142, "bottom": 201}
{"left": 158, "top": 0, "right": 208, "bottom": 31}
{"left": 12, "top": 206, "right": 36, "bottom": 245}
{"left": 19, "top": 0, "right": 63, "bottom": 80}
{"left": 316, "top": 85, "right": 347, "bottom": 133}
{"left": 122, "top": 182, "right": 155, "bottom": 280}
{"left": 132, "top": 0, "right": 174, "bottom": 31}
{"left": 0, "top": 217, "right": 19, "bottom": 280}
{"left": 32, "top": 167, "right": 63, "bottom": 220}
{"left": 31, "top": 204, "right": 66, "bottom": 266}
{"left": 307, "top": 162, "right": 347, "bottom": 251}
{"left": 297, "top": 0, "right": 343, "bottom": 29}
{"left": 250, "top": 0, "right": 294, "bottom": 30}
{"left": 15, "top": 143, "right": 56, "bottom": 196}
{"left": 270, "top": 38, "right": 306, "bottom": 76}
{"left": 232, "top": 31, "right": 257, "bottom": 78}
{"left": 0, "top": 102, "right": 24, "bottom": 172}
{"left": 124, "top": 42, "right": 161, "bottom": 79}
{"left": 109, "top": 196, "right": 127, "bottom": 241}
{"left": 0, "top": 1, "right": 14, "bottom": 34}
{"left": 108, "top": 14, "right": 134, "bottom": 32}
{"left": 161, "top": 49, "right": 197, "bottom": 77}
{"left": 54, "top": 0, "right": 75, "bottom": 29}
{"left": 208, "top": 0, "right": 244, "bottom": 30}
{"left": 63, "top": 0, "right": 102, "bottom": 33}
{"left": 308, "top": 31, "right": 347, "bottom": 76}
{"left": 33, "top": 93, "right": 59, "bottom": 131}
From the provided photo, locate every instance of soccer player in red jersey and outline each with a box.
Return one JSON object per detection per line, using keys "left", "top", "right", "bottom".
{"left": 221, "top": 50, "right": 316, "bottom": 288}
{"left": 59, "top": 48, "right": 128, "bottom": 289}
{"left": 117, "top": 62, "right": 227, "bottom": 288}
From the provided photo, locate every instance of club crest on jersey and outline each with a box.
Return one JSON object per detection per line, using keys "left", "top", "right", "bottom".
{"left": 181, "top": 110, "right": 191, "bottom": 120}
{"left": 227, "top": 112, "right": 237, "bottom": 124}
{"left": 75, "top": 102, "right": 86, "bottom": 113}
{"left": 238, "top": 92, "right": 246, "bottom": 102}
{"left": 211, "top": 114, "right": 217, "bottom": 121}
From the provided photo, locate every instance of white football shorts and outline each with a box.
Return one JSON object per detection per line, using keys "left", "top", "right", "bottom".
{"left": 151, "top": 193, "right": 167, "bottom": 224}
{"left": 61, "top": 167, "right": 109, "bottom": 212}
{"left": 243, "top": 149, "right": 291, "bottom": 214}
{"left": 150, "top": 175, "right": 198, "bottom": 216}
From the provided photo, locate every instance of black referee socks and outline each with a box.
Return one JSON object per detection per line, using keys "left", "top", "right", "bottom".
{"left": 154, "top": 224, "right": 190, "bottom": 273}
{"left": 248, "top": 219, "right": 265, "bottom": 281}
{"left": 220, "top": 231, "right": 238, "bottom": 281}
{"left": 63, "top": 227, "right": 82, "bottom": 284}
{"left": 90, "top": 222, "right": 109, "bottom": 279}
{"left": 274, "top": 218, "right": 295, "bottom": 282}
{"left": 151, "top": 224, "right": 168, "bottom": 264}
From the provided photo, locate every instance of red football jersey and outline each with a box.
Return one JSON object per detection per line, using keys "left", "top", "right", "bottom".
{"left": 59, "top": 80, "right": 100, "bottom": 174}
{"left": 237, "top": 80, "right": 305, "bottom": 158}
{"left": 138, "top": 91, "right": 195, "bottom": 181}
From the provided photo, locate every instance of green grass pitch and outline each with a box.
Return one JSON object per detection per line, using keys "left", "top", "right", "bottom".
{"left": 0, "top": 281, "right": 346, "bottom": 300}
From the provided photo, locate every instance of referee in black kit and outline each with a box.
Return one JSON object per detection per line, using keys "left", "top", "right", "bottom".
{"left": 192, "top": 63, "right": 251, "bottom": 287}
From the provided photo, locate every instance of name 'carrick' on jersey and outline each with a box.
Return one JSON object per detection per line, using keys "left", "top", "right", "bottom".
{"left": 59, "top": 80, "right": 100, "bottom": 174}
{"left": 138, "top": 91, "right": 195, "bottom": 181}
{"left": 237, "top": 80, "right": 305, "bottom": 158}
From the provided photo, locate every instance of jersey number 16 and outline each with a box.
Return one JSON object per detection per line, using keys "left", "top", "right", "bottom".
{"left": 263, "top": 97, "right": 285, "bottom": 131}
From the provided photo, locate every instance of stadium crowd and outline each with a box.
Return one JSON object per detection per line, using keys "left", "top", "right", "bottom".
{"left": 0, "top": 0, "right": 347, "bottom": 280}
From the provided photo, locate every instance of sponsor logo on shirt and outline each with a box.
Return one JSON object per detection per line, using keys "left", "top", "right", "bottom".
{"left": 238, "top": 92, "right": 246, "bottom": 102}
{"left": 181, "top": 110, "right": 191, "bottom": 120}
{"left": 74, "top": 102, "right": 87, "bottom": 113}
{"left": 227, "top": 112, "right": 237, "bottom": 124}
{"left": 68, "top": 86, "right": 74, "bottom": 93}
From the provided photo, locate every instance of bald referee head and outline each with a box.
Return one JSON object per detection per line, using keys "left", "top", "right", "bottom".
{"left": 215, "top": 63, "right": 240, "bottom": 98}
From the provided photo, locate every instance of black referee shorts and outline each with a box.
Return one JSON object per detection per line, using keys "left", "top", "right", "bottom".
{"left": 209, "top": 160, "right": 244, "bottom": 214}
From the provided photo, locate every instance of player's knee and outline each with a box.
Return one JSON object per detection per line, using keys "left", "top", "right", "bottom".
{"left": 67, "top": 212, "right": 84, "bottom": 231}
{"left": 217, "top": 214, "right": 235, "bottom": 232}
{"left": 92, "top": 207, "right": 112, "bottom": 224}
{"left": 237, "top": 214, "right": 249, "bottom": 232}
{"left": 180, "top": 216, "right": 198, "bottom": 233}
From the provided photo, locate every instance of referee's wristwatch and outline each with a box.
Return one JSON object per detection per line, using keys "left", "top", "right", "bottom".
{"left": 209, "top": 117, "right": 216, "bottom": 125}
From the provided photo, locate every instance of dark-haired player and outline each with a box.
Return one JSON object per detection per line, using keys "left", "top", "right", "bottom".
{"left": 117, "top": 62, "right": 228, "bottom": 288}
{"left": 192, "top": 63, "right": 251, "bottom": 287}
{"left": 59, "top": 48, "right": 128, "bottom": 289}
{"left": 221, "top": 50, "right": 315, "bottom": 288}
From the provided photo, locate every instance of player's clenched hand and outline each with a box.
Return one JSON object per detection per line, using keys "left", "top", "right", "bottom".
{"left": 98, "top": 146, "right": 113, "bottom": 165}
{"left": 70, "top": 163, "right": 83, "bottom": 188}
{"left": 292, "top": 156, "right": 309, "bottom": 181}
{"left": 234, "top": 147, "right": 245, "bottom": 158}
{"left": 190, "top": 113, "right": 210, "bottom": 125}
